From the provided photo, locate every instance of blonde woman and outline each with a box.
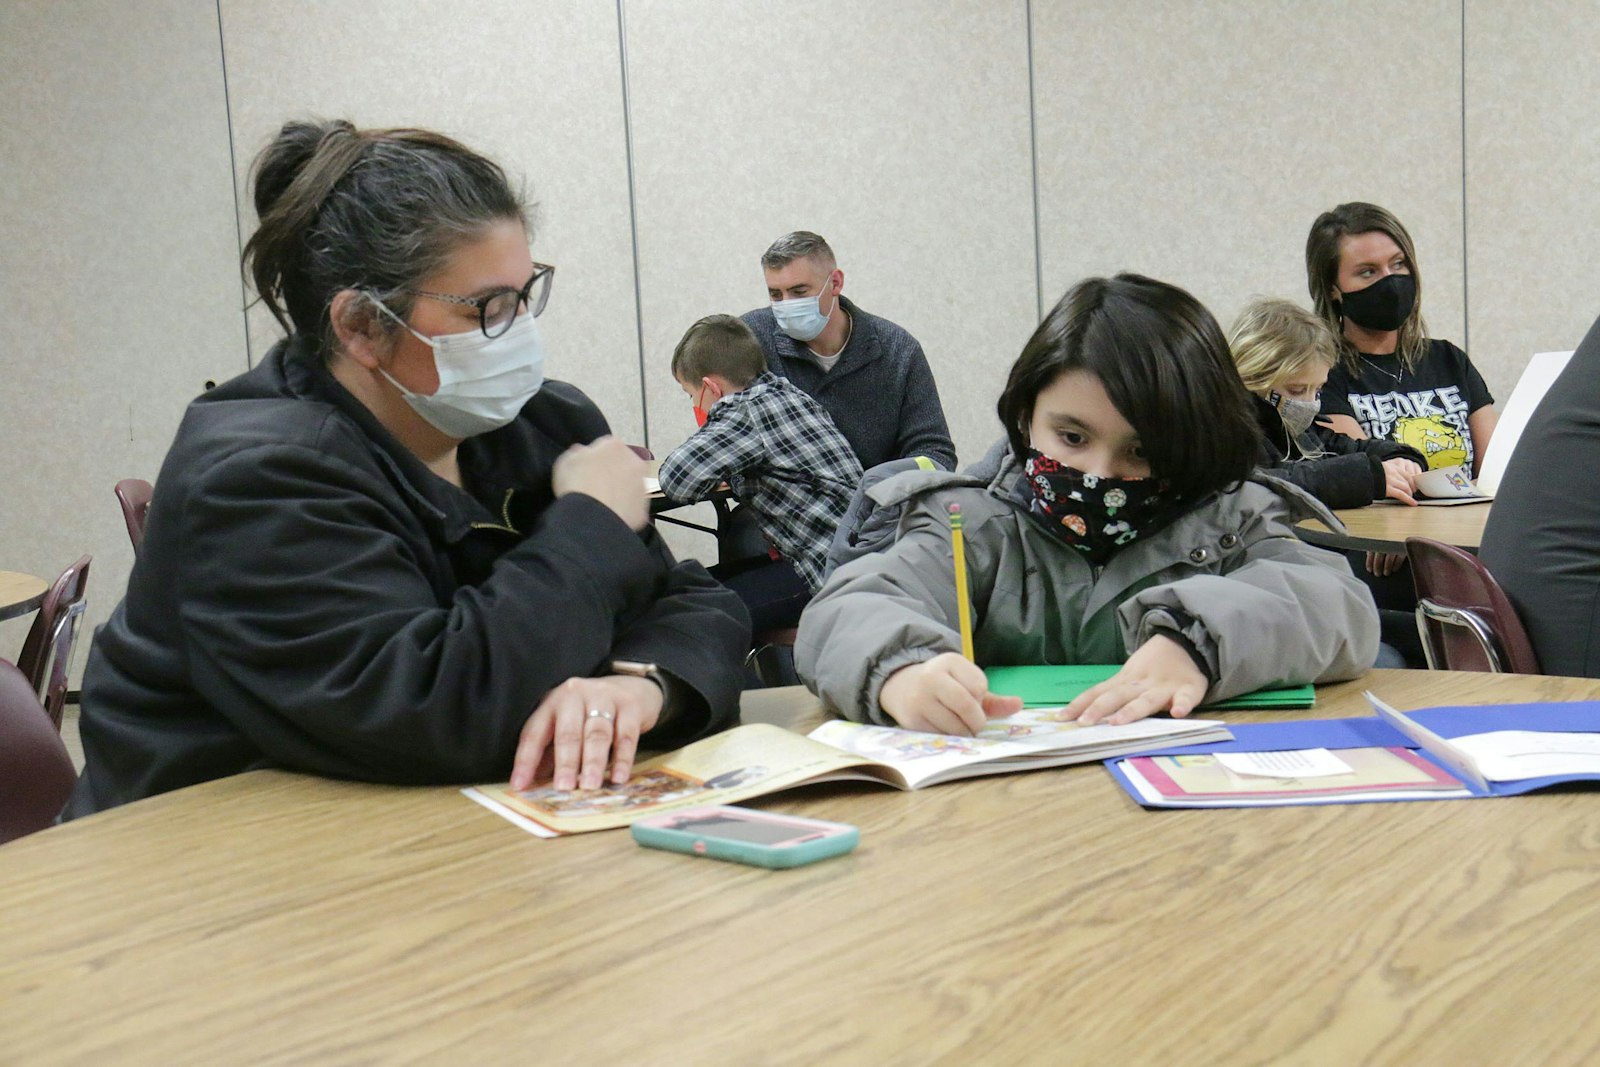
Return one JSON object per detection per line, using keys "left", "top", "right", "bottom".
{"left": 1306, "top": 202, "right": 1498, "bottom": 478}
{"left": 1230, "top": 298, "right": 1424, "bottom": 509}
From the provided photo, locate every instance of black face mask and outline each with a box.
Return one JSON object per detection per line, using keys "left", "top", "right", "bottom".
{"left": 1338, "top": 272, "right": 1416, "bottom": 333}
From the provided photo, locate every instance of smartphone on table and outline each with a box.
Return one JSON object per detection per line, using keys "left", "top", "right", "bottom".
{"left": 630, "top": 805, "right": 859, "bottom": 869}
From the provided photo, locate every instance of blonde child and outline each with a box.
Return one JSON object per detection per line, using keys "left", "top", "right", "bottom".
{"left": 1230, "top": 297, "right": 1424, "bottom": 510}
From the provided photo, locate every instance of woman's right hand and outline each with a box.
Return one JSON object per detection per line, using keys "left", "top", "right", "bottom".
{"left": 1381, "top": 457, "right": 1421, "bottom": 506}
{"left": 877, "top": 653, "right": 1022, "bottom": 735}
{"left": 553, "top": 436, "right": 650, "bottom": 531}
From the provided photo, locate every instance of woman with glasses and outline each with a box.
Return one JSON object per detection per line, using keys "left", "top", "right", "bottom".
{"left": 65, "top": 120, "right": 750, "bottom": 816}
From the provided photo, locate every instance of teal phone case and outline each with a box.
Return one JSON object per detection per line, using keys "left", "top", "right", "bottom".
{"left": 631, "top": 815, "right": 859, "bottom": 869}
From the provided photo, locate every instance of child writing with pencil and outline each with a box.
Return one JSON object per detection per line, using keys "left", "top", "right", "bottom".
{"left": 796, "top": 274, "right": 1378, "bottom": 734}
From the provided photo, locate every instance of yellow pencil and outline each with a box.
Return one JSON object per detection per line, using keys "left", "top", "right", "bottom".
{"left": 949, "top": 503, "right": 975, "bottom": 661}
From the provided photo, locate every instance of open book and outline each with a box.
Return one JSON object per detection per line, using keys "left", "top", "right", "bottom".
{"left": 1107, "top": 693, "right": 1600, "bottom": 808}
{"left": 1374, "top": 463, "right": 1493, "bottom": 506}
{"left": 467, "top": 710, "right": 1230, "bottom": 836}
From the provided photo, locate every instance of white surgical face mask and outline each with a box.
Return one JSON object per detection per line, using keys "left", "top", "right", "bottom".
{"left": 770, "top": 272, "right": 838, "bottom": 342}
{"left": 369, "top": 297, "right": 546, "bottom": 439}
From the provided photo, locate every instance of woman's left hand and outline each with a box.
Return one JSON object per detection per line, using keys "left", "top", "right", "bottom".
{"left": 1064, "top": 634, "right": 1208, "bottom": 726}
{"left": 510, "top": 675, "right": 664, "bottom": 791}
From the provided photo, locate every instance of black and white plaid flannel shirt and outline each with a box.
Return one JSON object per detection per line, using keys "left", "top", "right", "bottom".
{"left": 659, "top": 372, "right": 864, "bottom": 591}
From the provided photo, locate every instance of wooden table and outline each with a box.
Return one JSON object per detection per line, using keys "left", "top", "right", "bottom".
{"left": 1297, "top": 500, "right": 1493, "bottom": 554}
{"left": 0, "top": 570, "right": 48, "bottom": 622}
{"left": 5, "top": 670, "right": 1600, "bottom": 1063}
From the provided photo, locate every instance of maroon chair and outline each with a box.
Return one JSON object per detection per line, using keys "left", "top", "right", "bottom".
{"left": 0, "top": 657, "right": 76, "bottom": 845}
{"left": 628, "top": 445, "right": 655, "bottom": 461}
{"left": 15, "top": 555, "right": 92, "bottom": 730}
{"left": 114, "top": 478, "right": 153, "bottom": 553}
{"left": 1405, "top": 537, "right": 1540, "bottom": 674}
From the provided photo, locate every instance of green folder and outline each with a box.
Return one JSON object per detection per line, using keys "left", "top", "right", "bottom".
{"left": 983, "top": 665, "right": 1315, "bottom": 711}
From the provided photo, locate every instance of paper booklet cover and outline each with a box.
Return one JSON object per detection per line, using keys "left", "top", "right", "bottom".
{"left": 1107, "top": 693, "right": 1600, "bottom": 809}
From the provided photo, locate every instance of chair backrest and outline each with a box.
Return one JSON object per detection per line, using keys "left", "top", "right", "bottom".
{"left": 0, "top": 658, "right": 76, "bottom": 845}
{"left": 1405, "top": 537, "right": 1540, "bottom": 674}
{"left": 628, "top": 444, "right": 655, "bottom": 461}
{"left": 15, "top": 554, "right": 93, "bottom": 729}
{"left": 114, "top": 478, "right": 153, "bottom": 552}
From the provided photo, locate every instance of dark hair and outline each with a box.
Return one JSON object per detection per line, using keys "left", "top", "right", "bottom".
{"left": 996, "top": 274, "right": 1261, "bottom": 499}
{"left": 1305, "top": 201, "right": 1428, "bottom": 372}
{"left": 242, "top": 119, "right": 527, "bottom": 360}
{"left": 760, "top": 231, "right": 836, "bottom": 272}
{"left": 670, "top": 314, "right": 767, "bottom": 387}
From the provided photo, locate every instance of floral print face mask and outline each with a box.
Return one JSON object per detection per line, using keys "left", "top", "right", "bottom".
{"left": 1022, "top": 449, "right": 1175, "bottom": 564}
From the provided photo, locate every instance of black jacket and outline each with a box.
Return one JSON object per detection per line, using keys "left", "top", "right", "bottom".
{"left": 1481, "top": 312, "right": 1600, "bottom": 677}
{"left": 65, "top": 337, "right": 749, "bottom": 816}
{"left": 1251, "top": 395, "right": 1425, "bottom": 509}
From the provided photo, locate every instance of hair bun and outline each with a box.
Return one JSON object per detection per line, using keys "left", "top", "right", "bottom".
{"left": 252, "top": 119, "right": 358, "bottom": 220}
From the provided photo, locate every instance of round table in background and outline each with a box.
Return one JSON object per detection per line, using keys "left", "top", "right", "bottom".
{"left": 0, "top": 571, "right": 48, "bottom": 622}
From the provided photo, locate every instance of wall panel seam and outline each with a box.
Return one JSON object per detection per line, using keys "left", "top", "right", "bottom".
{"left": 215, "top": 0, "right": 251, "bottom": 370}
{"left": 1026, "top": 0, "right": 1043, "bottom": 324}
{"left": 1459, "top": 0, "right": 1470, "bottom": 354}
{"left": 615, "top": 0, "right": 649, "bottom": 448}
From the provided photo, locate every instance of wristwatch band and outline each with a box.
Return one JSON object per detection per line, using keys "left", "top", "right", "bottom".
{"left": 611, "top": 658, "right": 675, "bottom": 728}
{"left": 610, "top": 659, "right": 666, "bottom": 694}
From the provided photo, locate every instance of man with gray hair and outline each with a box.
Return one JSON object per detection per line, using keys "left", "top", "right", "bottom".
{"left": 741, "top": 231, "right": 956, "bottom": 470}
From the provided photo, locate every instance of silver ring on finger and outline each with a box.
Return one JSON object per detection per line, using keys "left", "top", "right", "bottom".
{"left": 586, "top": 707, "right": 614, "bottom": 722}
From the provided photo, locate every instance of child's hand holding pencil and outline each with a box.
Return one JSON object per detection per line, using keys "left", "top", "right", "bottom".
{"left": 878, "top": 653, "right": 1023, "bottom": 735}
{"left": 873, "top": 503, "right": 1024, "bottom": 735}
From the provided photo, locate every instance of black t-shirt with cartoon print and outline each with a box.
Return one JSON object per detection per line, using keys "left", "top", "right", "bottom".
{"left": 1319, "top": 339, "right": 1495, "bottom": 470}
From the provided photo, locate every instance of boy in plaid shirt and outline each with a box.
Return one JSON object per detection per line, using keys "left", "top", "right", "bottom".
{"left": 659, "top": 314, "right": 863, "bottom": 630}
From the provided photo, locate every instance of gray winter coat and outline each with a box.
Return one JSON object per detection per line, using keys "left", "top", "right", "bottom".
{"left": 796, "top": 449, "right": 1378, "bottom": 723}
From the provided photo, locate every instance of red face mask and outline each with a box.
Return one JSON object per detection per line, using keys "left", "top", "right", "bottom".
{"left": 693, "top": 382, "right": 713, "bottom": 427}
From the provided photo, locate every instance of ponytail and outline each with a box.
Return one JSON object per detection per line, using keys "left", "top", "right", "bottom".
{"left": 241, "top": 119, "right": 526, "bottom": 360}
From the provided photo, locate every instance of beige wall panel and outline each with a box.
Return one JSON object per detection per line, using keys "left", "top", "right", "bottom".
{"left": 220, "top": 1, "right": 645, "bottom": 442}
{"left": 1033, "top": 1, "right": 1466, "bottom": 361}
{"left": 624, "top": 0, "right": 1037, "bottom": 472}
{"left": 0, "top": 1, "right": 241, "bottom": 664}
{"left": 1465, "top": 0, "right": 1600, "bottom": 403}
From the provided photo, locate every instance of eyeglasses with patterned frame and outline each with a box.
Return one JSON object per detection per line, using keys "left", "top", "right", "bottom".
{"left": 399, "top": 262, "right": 555, "bottom": 339}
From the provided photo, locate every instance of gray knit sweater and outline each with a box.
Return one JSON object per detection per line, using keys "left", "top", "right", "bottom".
{"left": 741, "top": 296, "right": 956, "bottom": 470}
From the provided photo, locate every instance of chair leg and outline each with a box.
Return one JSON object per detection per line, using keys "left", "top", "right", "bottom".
{"left": 743, "top": 643, "right": 792, "bottom": 688}
{"left": 1414, "top": 608, "right": 1441, "bottom": 670}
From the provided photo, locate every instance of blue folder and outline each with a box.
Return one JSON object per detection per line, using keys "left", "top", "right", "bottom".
{"left": 1105, "top": 700, "right": 1600, "bottom": 807}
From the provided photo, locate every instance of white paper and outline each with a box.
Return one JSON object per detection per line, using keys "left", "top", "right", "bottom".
{"left": 1476, "top": 349, "right": 1574, "bottom": 496}
{"left": 461, "top": 786, "right": 558, "bottom": 838}
{"left": 1214, "top": 748, "right": 1354, "bottom": 779}
{"left": 1449, "top": 730, "right": 1600, "bottom": 782}
{"left": 644, "top": 476, "right": 661, "bottom": 494}
{"left": 1413, "top": 464, "right": 1488, "bottom": 500}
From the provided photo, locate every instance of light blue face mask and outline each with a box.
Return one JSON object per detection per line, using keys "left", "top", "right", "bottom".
{"left": 369, "top": 296, "right": 546, "bottom": 439}
{"left": 770, "top": 272, "right": 838, "bottom": 342}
